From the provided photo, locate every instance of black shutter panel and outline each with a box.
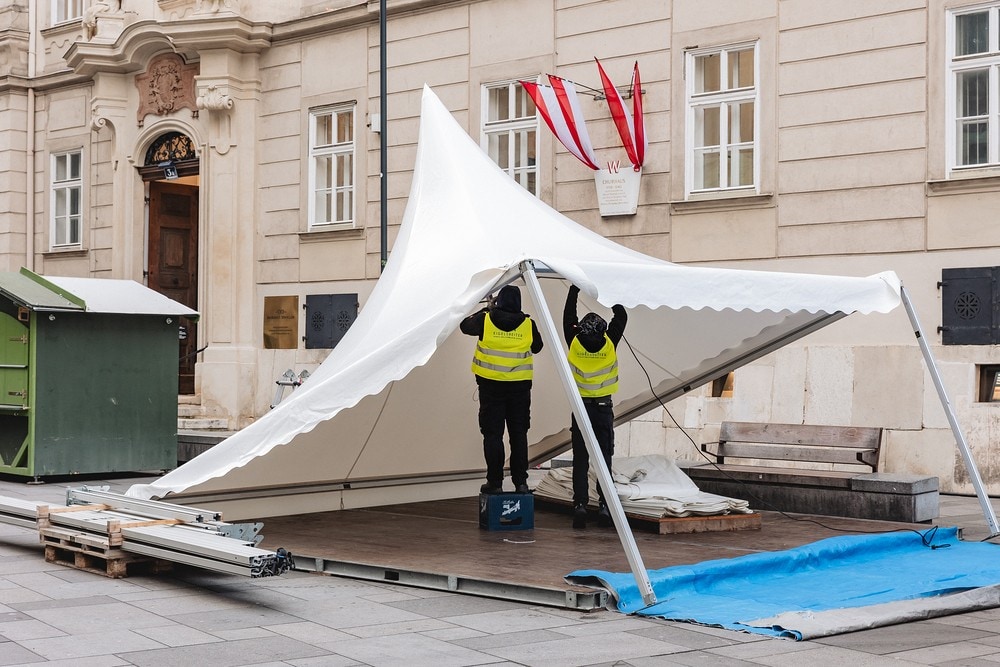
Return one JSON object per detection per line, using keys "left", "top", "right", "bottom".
{"left": 940, "top": 267, "right": 998, "bottom": 345}
{"left": 304, "top": 293, "right": 358, "bottom": 349}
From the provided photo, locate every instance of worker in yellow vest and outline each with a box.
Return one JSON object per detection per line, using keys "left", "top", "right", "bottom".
{"left": 563, "top": 284, "right": 627, "bottom": 529}
{"left": 461, "top": 285, "right": 543, "bottom": 495}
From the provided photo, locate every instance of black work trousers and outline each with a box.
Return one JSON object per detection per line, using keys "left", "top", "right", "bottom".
{"left": 570, "top": 397, "right": 615, "bottom": 507}
{"left": 477, "top": 382, "right": 531, "bottom": 488}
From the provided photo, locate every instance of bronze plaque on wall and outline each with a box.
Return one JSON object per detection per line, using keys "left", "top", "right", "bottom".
{"left": 263, "top": 296, "right": 299, "bottom": 349}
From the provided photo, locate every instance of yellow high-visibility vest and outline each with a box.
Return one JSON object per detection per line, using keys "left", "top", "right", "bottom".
{"left": 471, "top": 314, "right": 534, "bottom": 381}
{"left": 568, "top": 335, "right": 619, "bottom": 397}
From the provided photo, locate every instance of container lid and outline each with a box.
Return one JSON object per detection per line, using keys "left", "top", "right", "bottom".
{"left": 0, "top": 268, "right": 199, "bottom": 318}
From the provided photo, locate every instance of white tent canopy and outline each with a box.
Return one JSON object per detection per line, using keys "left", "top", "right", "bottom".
{"left": 127, "top": 86, "right": 901, "bottom": 519}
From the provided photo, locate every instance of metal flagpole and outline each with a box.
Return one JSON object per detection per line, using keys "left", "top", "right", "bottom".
{"left": 900, "top": 285, "right": 1000, "bottom": 535}
{"left": 521, "top": 261, "right": 658, "bottom": 606}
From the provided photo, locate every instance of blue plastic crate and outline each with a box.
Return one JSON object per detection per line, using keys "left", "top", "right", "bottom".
{"left": 479, "top": 492, "right": 534, "bottom": 531}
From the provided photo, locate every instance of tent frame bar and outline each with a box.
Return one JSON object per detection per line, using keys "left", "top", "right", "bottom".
{"left": 521, "top": 261, "right": 658, "bottom": 607}
{"left": 900, "top": 285, "right": 999, "bottom": 536}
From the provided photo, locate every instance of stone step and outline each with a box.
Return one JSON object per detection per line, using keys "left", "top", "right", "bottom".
{"left": 177, "top": 417, "right": 229, "bottom": 431}
{"left": 177, "top": 404, "right": 203, "bottom": 418}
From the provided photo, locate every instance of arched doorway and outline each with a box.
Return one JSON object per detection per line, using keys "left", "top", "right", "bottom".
{"left": 138, "top": 131, "right": 200, "bottom": 395}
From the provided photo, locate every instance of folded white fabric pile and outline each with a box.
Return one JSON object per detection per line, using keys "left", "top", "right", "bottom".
{"left": 533, "top": 454, "right": 751, "bottom": 518}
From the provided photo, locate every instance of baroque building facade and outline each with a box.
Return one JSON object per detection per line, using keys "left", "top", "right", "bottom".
{"left": 0, "top": 0, "right": 998, "bottom": 493}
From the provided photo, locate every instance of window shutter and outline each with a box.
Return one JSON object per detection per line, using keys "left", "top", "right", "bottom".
{"left": 304, "top": 293, "right": 358, "bottom": 349}
{"left": 940, "top": 267, "right": 999, "bottom": 345}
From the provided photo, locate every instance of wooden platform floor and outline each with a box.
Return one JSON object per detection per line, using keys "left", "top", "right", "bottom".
{"left": 256, "top": 495, "right": 926, "bottom": 603}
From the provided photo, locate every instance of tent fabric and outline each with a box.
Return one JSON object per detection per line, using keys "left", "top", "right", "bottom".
{"left": 126, "top": 86, "right": 901, "bottom": 512}
{"left": 533, "top": 455, "right": 751, "bottom": 517}
{"left": 566, "top": 527, "right": 1000, "bottom": 640}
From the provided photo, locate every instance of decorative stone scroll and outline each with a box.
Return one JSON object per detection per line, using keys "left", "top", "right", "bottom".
{"left": 135, "top": 53, "right": 199, "bottom": 126}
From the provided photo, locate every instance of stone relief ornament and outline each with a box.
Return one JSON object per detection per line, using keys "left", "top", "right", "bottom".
{"left": 195, "top": 0, "right": 239, "bottom": 14}
{"left": 135, "top": 53, "right": 199, "bottom": 126}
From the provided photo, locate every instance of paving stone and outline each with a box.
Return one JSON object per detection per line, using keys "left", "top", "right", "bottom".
{"left": 0, "top": 618, "right": 67, "bottom": 641}
{"left": 0, "top": 643, "right": 62, "bottom": 667}
{"left": 319, "top": 632, "right": 502, "bottom": 667}
{"left": 133, "top": 623, "right": 224, "bottom": 647}
{"left": 473, "top": 629, "right": 688, "bottom": 667}
{"left": 23, "top": 601, "right": 170, "bottom": 634}
{"left": 888, "top": 640, "right": 1000, "bottom": 664}
{"left": 19, "top": 628, "right": 166, "bottom": 660}
{"left": 454, "top": 628, "right": 575, "bottom": 650}
{"left": 387, "top": 593, "right": 531, "bottom": 618}
{"left": 117, "top": 635, "right": 332, "bottom": 667}
{"left": 264, "top": 620, "right": 355, "bottom": 644}
{"left": 169, "top": 605, "right": 304, "bottom": 633}
{"left": 815, "top": 620, "right": 995, "bottom": 654}
{"left": 442, "top": 607, "right": 586, "bottom": 634}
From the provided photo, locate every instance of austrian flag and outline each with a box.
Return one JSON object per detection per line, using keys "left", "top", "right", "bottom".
{"left": 520, "top": 75, "right": 600, "bottom": 170}
{"left": 595, "top": 58, "right": 646, "bottom": 171}
{"left": 520, "top": 60, "right": 646, "bottom": 173}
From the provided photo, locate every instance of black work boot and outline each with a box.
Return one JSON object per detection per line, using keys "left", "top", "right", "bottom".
{"left": 597, "top": 502, "right": 612, "bottom": 527}
{"left": 573, "top": 504, "right": 588, "bottom": 529}
{"left": 480, "top": 483, "right": 502, "bottom": 494}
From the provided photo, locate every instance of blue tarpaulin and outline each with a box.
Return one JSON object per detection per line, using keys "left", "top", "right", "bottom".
{"left": 567, "top": 528, "right": 1000, "bottom": 639}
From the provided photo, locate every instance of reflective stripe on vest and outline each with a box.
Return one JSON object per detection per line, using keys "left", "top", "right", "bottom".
{"left": 568, "top": 335, "right": 619, "bottom": 397}
{"left": 471, "top": 314, "right": 534, "bottom": 381}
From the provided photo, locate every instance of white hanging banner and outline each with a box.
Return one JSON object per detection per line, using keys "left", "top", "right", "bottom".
{"left": 595, "top": 162, "right": 641, "bottom": 217}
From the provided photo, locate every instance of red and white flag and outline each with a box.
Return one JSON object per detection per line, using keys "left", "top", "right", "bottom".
{"left": 520, "top": 76, "right": 599, "bottom": 171}
{"left": 595, "top": 58, "right": 646, "bottom": 170}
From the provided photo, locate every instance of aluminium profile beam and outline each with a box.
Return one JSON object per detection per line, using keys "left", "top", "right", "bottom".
{"left": 122, "top": 540, "right": 276, "bottom": 578}
{"left": 299, "top": 555, "right": 608, "bottom": 610}
{"left": 66, "top": 488, "right": 222, "bottom": 523}
{"left": 521, "top": 261, "right": 657, "bottom": 607}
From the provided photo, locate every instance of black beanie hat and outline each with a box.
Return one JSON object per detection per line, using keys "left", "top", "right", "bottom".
{"left": 495, "top": 285, "right": 521, "bottom": 312}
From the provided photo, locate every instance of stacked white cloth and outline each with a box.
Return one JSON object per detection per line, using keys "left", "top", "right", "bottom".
{"left": 533, "top": 454, "right": 751, "bottom": 518}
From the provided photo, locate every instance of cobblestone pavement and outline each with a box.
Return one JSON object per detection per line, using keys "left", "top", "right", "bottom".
{"left": 1, "top": 478, "right": 999, "bottom": 666}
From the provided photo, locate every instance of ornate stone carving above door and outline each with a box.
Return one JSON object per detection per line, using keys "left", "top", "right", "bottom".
{"left": 135, "top": 53, "right": 200, "bottom": 126}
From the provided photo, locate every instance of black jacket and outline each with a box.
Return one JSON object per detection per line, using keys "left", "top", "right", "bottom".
{"left": 563, "top": 285, "right": 627, "bottom": 351}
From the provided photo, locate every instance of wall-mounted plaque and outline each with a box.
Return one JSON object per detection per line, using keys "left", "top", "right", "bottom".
{"left": 263, "top": 296, "right": 299, "bottom": 349}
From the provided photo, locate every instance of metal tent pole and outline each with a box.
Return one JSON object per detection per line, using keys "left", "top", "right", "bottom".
{"left": 521, "top": 261, "right": 657, "bottom": 606}
{"left": 900, "top": 285, "right": 999, "bottom": 535}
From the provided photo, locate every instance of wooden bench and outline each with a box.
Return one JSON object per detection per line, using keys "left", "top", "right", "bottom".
{"left": 678, "top": 421, "right": 939, "bottom": 523}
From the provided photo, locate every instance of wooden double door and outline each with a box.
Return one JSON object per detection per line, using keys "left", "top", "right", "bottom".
{"left": 147, "top": 181, "right": 199, "bottom": 395}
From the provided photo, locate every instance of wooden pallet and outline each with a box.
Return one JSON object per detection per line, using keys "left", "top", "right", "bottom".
{"left": 39, "top": 525, "right": 172, "bottom": 578}
{"left": 534, "top": 495, "right": 761, "bottom": 534}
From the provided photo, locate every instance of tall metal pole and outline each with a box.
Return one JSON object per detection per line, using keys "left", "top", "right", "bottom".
{"left": 521, "top": 262, "right": 657, "bottom": 607}
{"left": 900, "top": 285, "right": 999, "bottom": 535}
{"left": 379, "top": 0, "right": 388, "bottom": 272}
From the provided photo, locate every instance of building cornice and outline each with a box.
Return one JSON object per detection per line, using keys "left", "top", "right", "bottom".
{"left": 64, "top": 17, "right": 273, "bottom": 77}
{"left": 272, "top": 0, "right": 471, "bottom": 43}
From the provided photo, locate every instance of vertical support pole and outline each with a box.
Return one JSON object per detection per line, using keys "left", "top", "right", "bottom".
{"left": 521, "top": 262, "right": 657, "bottom": 606}
{"left": 379, "top": 0, "right": 388, "bottom": 272}
{"left": 900, "top": 285, "right": 999, "bottom": 535}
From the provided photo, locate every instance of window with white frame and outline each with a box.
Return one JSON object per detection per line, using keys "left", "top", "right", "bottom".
{"left": 685, "top": 43, "right": 759, "bottom": 195}
{"left": 483, "top": 80, "right": 538, "bottom": 195}
{"left": 308, "top": 104, "right": 355, "bottom": 229}
{"left": 947, "top": 4, "right": 1000, "bottom": 170}
{"left": 51, "top": 151, "right": 82, "bottom": 249}
{"left": 53, "top": 0, "right": 84, "bottom": 24}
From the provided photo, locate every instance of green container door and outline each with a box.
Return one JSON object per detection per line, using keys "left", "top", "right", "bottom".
{"left": 0, "top": 311, "right": 30, "bottom": 472}
{"left": 0, "top": 311, "right": 28, "bottom": 408}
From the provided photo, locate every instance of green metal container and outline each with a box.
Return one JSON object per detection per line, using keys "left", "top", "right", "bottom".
{"left": 0, "top": 268, "right": 198, "bottom": 479}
